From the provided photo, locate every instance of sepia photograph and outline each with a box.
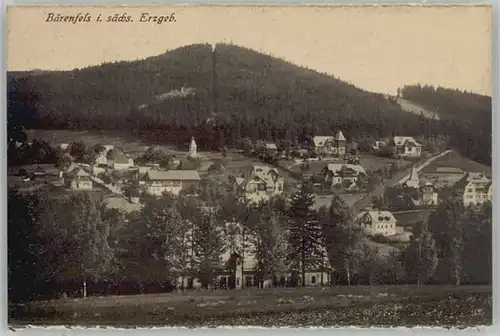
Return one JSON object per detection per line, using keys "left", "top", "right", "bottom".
{"left": 6, "top": 4, "right": 493, "bottom": 329}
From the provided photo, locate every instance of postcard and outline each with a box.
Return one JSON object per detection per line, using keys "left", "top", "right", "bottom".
{"left": 6, "top": 4, "right": 492, "bottom": 329}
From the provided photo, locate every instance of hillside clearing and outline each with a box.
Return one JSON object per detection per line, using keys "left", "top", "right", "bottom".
{"left": 423, "top": 150, "right": 491, "bottom": 175}
{"left": 397, "top": 98, "right": 439, "bottom": 120}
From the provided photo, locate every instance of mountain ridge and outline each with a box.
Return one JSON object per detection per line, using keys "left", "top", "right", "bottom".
{"left": 7, "top": 43, "right": 491, "bottom": 165}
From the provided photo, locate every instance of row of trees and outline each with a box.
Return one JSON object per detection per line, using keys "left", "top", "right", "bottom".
{"left": 404, "top": 198, "right": 492, "bottom": 286}
{"left": 9, "top": 176, "right": 492, "bottom": 304}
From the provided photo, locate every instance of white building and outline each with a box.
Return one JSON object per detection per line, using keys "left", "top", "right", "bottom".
{"left": 420, "top": 182, "right": 439, "bottom": 206}
{"left": 106, "top": 148, "right": 135, "bottom": 171}
{"left": 64, "top": 166, "right": 93, "bottom": 190}
{"left": 233, "top": 165, "right": 284, "bottom": 203}
{"left": 355, "top": 210, "right": 398, "bottom": 237}
{"left": 188, "top": 137, "right": 197, "bottom": 158}
{"left": 456, "top": 173, "right": 492, "bottom": 207}
{"left": 312, "top": 130, "right": 347, "bottom": 158}
{"left": 176, "top": 220, "right": 331, "bottom": 289}
{"left": 390, "top": 136, "right": 422, "bottom": 158}
{"left": 324, "top": 163, "right": 366, "bottom": 188}
{"left": 404, "top": 167, "right": 420, "bottom": 188}
{"left": 142, "top": 170, "right": 201, "bottom": 196}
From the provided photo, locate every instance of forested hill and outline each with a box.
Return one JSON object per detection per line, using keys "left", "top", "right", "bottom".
{"left": 400, "top": 85, "right": 491, "bottom": 165}
{"left": 7, "top": 43, "right": 487, "bottom": 165}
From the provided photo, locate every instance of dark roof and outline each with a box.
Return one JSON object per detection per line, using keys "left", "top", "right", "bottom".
{"left": 107, "top": 148, "right": 130, "bottom": 164}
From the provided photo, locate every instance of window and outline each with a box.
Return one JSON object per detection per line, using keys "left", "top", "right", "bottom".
{"left": 311, "top": 276, "right": 317, "bottom": 284}
{"left": 236, "top": 278, "right": 240, "bottom": 286}
{"left": 468, "top": 188, "right": 473, "bottom": 193}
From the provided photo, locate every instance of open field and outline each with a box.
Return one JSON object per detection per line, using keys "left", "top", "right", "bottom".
{"left": 27, "top": 129, "right": 191, "bottom": 158}
{"left": 286, "top": 154, "right": 406, "bottom": 176}
{"left": 10, "top": 285, "right": 491, "bottom": 327}
{"left": 423, "top": 150, "right": 491, "bottom": 175}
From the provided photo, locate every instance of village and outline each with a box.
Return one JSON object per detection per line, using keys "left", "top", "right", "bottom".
{"left": 8, "top": 128, "right": 493, "bottom": 290}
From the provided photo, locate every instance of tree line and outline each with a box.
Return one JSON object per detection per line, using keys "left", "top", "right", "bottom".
{"left": 400, "top": 84, "right": 491, "bottom": 166}
{"left": 9, "top": 178, "right": 492, "bottom": 303}
{"left": 7, "top": 44, "right": 490, "bottom": 166}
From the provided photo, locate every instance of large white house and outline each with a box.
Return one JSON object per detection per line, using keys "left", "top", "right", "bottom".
{"left": 142, "top": 170, "right": 201, "bottom": 196}
{"left": 312, "top": 131, "right": 347, "bottom": 157}
{"left": 355, "top": 209, "right": 398, "bottom": 237}
{"left": 176, "top": 219, "right": 331, "bottom": 289}
{"left": 234, "top": 165, "right": 284, "bottom": 203}
{"left": 389, "top": 136, "right": 422, "bottom": 158}
{"left": 323, "top": 163, "right": 366, "bottom": 189}
{"left": 63, "top": 164, "right": 93, "bottom": 190}
{"left": 455, "top": 173, "right": 492, "bottom": 207}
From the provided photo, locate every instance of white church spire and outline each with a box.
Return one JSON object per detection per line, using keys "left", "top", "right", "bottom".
{"left": 405, "top": 166, "right": 420, "bottom": 188}
{"left": 189, "top": 136, "right": 197, "bottom": 158}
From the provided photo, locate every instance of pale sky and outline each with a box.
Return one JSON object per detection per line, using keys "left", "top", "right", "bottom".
{"left": 7, "top": 5, "right": 492, "bottom": 96}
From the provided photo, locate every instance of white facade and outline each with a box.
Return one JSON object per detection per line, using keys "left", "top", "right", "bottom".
{"left": 112, "top": 158, "right": 135, "bottom": 171}
{"left": 356, "top": 210, "right": 398, "bottom": 236}
{"left": 236, "top": 165, "right": 284, "bottom": 203}
{"left": 405, "top": 167, "right": 420, "bottom": 188}
{"left": 189, "top": 137, "right": 197, "bottom": 158}
{"left": 420, "top": 182, "right": 439, "bottom": 206}
{"left": 142, "top": 170, "right": 200, "bottom": 196}
{"left": 462, "top": 173, "right": 491, "bottom": 207}
{"left": 391, "top": 136, "right": 422, "bottom": 158}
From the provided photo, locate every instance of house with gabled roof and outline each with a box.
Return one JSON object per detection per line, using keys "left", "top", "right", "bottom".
{"left": 454, "top": 172, "right": 491, "bottom": 207}
{"left": 312, "top": 130, "right": 347, "bottom": 158}
{"left": 323, "top": 163, "right": 366, "bottom": 189}
{"left": 106, "top": 147, "right": 135, "bottom": 171}
{"left": 420, "top": 166, "right": 467, "bottom": 188}
{"left": 141, "top": 170, "right": 200, "bottom": 196}
{"left": 64, "top": 166, "right": 93, "bottom": 190}
{"left": 389, "top": 136, "right": 422, "bottom": 158}
{"left": 234, "top": 165, "right": 284, "bottom": 203}
{"left": 355, "top": 209, "right": 398, "bottom": 237}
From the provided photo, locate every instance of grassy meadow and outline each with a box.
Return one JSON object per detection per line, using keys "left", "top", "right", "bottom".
{"left": 9, "top": 285, "right": 492, "bottom": 328}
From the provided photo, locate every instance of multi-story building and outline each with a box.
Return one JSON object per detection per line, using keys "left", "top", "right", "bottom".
{"left": 420, "top": 182, "right": 439, "bottom": 206}
{"left": 176, "top": 219, "right": 331, "bottom": 289}
{"left": 389, "top": 136, "right": 422, "bottom": 158}
{"left": 355, "top": 209, "right": 398, "bottom": 237}
{"left": 141, "top": 170, "right": 201, "bottom": 196}
{"left": 233, "top": 165, "right": 284, "bottom": 203}
{"left": 312, "top": 130, "right": 346, "bottom": 158}
{"left": 63, "top": 165, "right": 93, "bottom": 190}
{"left": 420, "top": 166, "right": 467, "bottom": 188}
{"left": 106, "top": 147, "right": 135, "bottom": 171}
{"left": 455, "top": 173, "right": 491, "bottom": 207}
{"left": 323, "top": 163, "right": 366, "bottom": 189}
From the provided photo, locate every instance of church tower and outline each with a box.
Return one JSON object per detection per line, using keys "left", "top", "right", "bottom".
{"left": 189, "top": 136, "right": 197, "bottom": 158}
{"left": 405, "top": 166, "right": 420, "bottom": 188}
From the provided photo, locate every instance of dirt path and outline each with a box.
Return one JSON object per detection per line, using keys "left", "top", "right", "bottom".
{"left": 351, "top": 150, "right": 452, "bottom": 216}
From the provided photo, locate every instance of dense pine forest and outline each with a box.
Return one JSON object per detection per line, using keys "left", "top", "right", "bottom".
{"left": 7, "top": 43, "right": 491, "bottom": 165}
{"left": 400, "top": 85, "right": 491, "bottom": 165}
